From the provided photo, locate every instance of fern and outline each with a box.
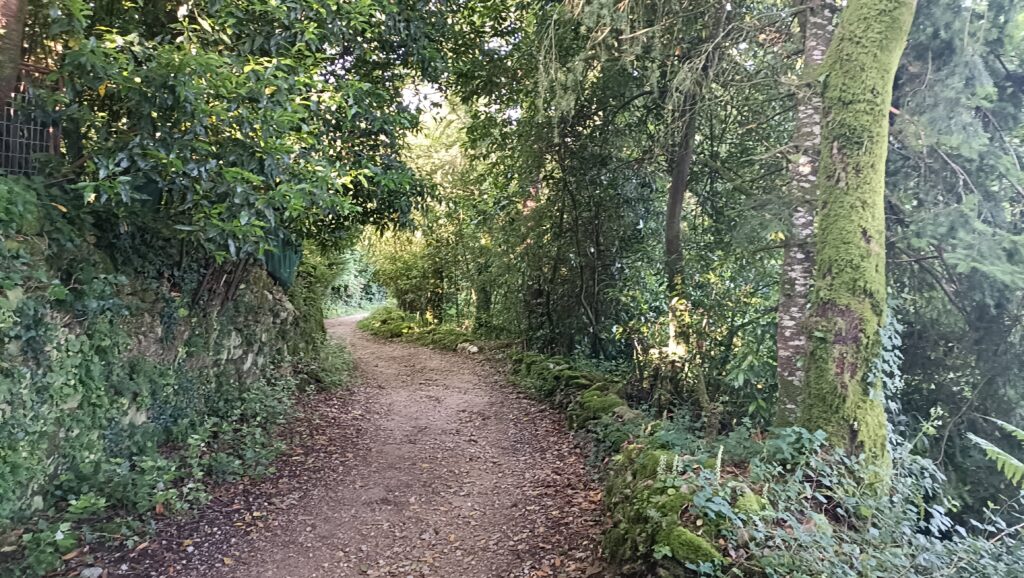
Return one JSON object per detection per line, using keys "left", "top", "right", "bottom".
{"left": 985, "top": 416, "right": 1024, "bottom": 444}
{"left": 967, "top": 432, "right": 1024, "bottom": 487}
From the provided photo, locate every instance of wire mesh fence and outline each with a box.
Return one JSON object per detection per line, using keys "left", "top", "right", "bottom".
{"left": 0, "top": 64, "right": 60, "bottom": 176}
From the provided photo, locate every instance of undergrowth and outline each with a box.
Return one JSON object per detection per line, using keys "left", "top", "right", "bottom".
{"left": 357, "top": 305, "right": 476, "bottom": 351}
{"left": 510, "top": 352, "right": 1024, "bottom": 577}
{"left": 361, "top": 306, "right": 1024, "bottom": 577}
{"left": 0, "top": 178, "right": 356, "bottom": 576}
{"left": 293, "top": 338, "right": 355, "bottom": 392}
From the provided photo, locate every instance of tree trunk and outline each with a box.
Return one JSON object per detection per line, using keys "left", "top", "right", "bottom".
{"left": 664, "top": 92, "right": 699, "bottom": 295}
{"left": 667, "top": 95, "right": 700, "bottom": 295}
{"left": 664, "top": 0, "right": 728, "bottom": 293}
{"left": 665, "top": 0, "right": 728, "bottom": 358}
{"left": 473, "top": 260, "right": 492, "bottom": 334}
{"left": 774, "top": 0, "right": 836, "bottom": 425}
{"left": 800, "top": 0, "right": 916, "bottom": 474}
{"left": 0, "top": 0, "right": 27, "bottom": 99}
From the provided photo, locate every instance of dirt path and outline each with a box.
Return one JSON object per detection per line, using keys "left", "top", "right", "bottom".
{"left": 120, "top": 316, "right": 605, "bottom": 578}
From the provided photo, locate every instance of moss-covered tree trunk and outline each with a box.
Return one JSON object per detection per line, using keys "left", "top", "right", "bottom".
{"left": 775, "top": 0, "right": 836, "bottom": 424}
{"left": 0, "top": 0, "right": 27, "bottom": 99}
{"left": 800, "top": 0, "right": 916, "bottom": 473}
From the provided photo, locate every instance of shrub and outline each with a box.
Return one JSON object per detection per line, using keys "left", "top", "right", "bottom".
{"left": 358, "top": 305, "right": 421, "bottom": 338}
{"left": 0, "top": 179, "right": 353, "bottom": 576}
{"left": 358, "top": 306, "right": 478, "bottom": 351}
{"left": 293, "top": 339, "right": 355, "bottom": 392}
{"left": 509, "top": 353, "right": 1024, "bottom": 577}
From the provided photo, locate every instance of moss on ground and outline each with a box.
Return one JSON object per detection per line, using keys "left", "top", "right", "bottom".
{"left": 658, "top": 526, "right": 724, "bottom": 564}
{"left": 734, "top": 489, "right": 768, "bottom": 515}
{"left": 569, "top": 388, "right": 628, "bottom": 428}
{"left": 634, "top": 449, "right": 678, "bottom": 479}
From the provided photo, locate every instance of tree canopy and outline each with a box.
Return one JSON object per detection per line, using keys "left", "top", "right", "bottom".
{"left": 3, "top": 0, "right": 1024, "bottom": 575}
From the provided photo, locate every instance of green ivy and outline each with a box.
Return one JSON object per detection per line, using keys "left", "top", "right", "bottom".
{"left": 506, "top": 349, "right": 1024, "bottom": 577}
{"left": 0, "top": 177, "right": 351, "bottom": 576}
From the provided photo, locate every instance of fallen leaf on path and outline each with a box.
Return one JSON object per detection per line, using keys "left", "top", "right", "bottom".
{"left": 61, "top": 547, "right": 84, "bottom": 560}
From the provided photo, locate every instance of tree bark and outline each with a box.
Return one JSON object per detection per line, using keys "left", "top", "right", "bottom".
{"left": 800, "top": 0, "right": 916, "bottom": 475}
{"left": 665, "top": 0, "right": 728, "bottom": 359}
{"left": 774, "top": 0, "right": 836, "bottom": 425}
{"left": 664, "top": 0, "right": 728, "bottom": 294}
{"left": 473, "top": 260, "right": 492, "bottom": 333}
{"left": 665, "top": 92, "right": 699, "bottom": 295}
{"left": 0, "top": 0, "right": 26, "bottom": 99}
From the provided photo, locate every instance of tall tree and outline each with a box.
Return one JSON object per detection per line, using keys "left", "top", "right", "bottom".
{"left": 0, "top": 0, "right": 26, "bottom": 98}
{"left": 775, "top": 0, "right": 836, "bottom": 423}
{"left": 665, "top": 0, "right": 729, "bottom": 295}
{"left": 800, "top": 0, "right": 916, "bottom": 471}
{"left": 664, "top": 93, "right": 700, "bottom": 296}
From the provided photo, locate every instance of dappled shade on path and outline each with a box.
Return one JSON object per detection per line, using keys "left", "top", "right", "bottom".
{"left": 122, "top": 316, "right": 605, "bottom": 578}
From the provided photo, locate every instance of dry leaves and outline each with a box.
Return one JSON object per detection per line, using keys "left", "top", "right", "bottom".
{"left": 86, "top": 317, "right": 607, "bottom": 577}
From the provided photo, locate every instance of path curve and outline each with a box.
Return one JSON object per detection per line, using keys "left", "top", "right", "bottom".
{"left": 125, "top": 316, "right": 605, "bottom": 578}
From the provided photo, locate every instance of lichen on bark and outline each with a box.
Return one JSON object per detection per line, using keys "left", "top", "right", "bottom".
{"left": 775, "top": 0, "right": 837, "bottom": 425}
{"left": 799, "top": 0, "right": 916, "bottom": 475}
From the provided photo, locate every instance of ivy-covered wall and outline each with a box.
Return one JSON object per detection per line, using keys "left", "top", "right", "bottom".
{"left": 0, "top": 177, "right": 336, "bottom": 575}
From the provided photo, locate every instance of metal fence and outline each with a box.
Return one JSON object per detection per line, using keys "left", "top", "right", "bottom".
{"left": 0, "top": 64, "right": 59, "bottom": 176}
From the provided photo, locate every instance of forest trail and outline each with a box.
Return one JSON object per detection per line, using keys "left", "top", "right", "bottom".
{"left": 127, "top": 315, "right": 605, "bottom": 578}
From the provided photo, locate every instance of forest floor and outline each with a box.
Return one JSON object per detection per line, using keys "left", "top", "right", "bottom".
{"left": 111, "top": 315, "right": 606, "bottom": 578}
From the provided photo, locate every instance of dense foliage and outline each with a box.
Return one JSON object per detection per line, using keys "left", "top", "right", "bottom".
{"left": 23, "top": 0, "right": 446, "bottom": 254}
{"left": 0, "top": 0, "right": 467, "bottom": 574}
{"left": 0, "top": 175, "right": 355, "bottom": 575}
{"left": 361, "top": 0, "right": 1024, "bottom": 573}
{"left": 887, "top": 0, "right": 1024, "bottom": 511}
{"left": 511, "top": 353, "right": 1023, "bottom": 578}
{"left": 369, "top": 0, "right": 1024, "bottom": 498}
{"left": 5, "top": 0, "right": 1024, "bottom": 574}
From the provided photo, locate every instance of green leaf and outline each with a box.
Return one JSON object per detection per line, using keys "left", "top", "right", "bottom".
{"left": 196, "top": 15, "right": 213, "bottom": 33}
{"left": 967, "top": 433, "right": 1024, "bottom": 487}
{"left": 985, "top": 417, "right": 1024, "bottom": 445}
